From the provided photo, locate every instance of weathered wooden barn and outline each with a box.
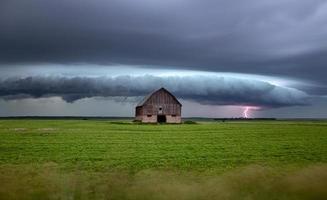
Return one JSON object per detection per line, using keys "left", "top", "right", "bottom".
{"left": 135, "top": 88, "right": 182, "bottom": 123}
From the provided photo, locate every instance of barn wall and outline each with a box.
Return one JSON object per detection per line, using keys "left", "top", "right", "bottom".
{"left": 166, "top": 115, "right": 182, "bottom": 123}
{"left": 141, "top": 104, "right": 181, "bottom": 115}
{"left": 140, "top": 115, "right": 157, "bottom": 123}
{"left": 136, "top": 114, "right": 181, "bottom": 123}
{"left": 142, "top": 90, "right": 181, "bottom": 114}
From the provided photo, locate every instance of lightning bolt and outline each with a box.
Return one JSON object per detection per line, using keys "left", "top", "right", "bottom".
{"left": 243, "top": 106, "right": 260, "bottom": 118}
{"left": 243, "top": 107, "right": 250, "bottom": 118}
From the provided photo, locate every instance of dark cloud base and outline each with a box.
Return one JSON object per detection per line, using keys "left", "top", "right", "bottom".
{"left": 0, "top": 75, "right": 309, "bottom": 108}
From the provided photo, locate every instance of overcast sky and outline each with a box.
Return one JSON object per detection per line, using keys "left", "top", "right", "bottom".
{"left": 0, "top": 0, "right": 326, "bottom": 118}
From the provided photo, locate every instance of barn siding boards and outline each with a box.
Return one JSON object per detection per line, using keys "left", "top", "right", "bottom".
{"left": 135, "top": 88, "right": 182, "bottom": 123}
{"left": 166, "top": 115, "right": 182, "bottom": 123}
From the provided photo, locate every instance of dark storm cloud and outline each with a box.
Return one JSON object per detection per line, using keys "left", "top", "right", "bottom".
{"left": 0, "top": 75, "right": 309, "bottom": 108}
{"left": 1, "top": 0, "right": 327, "bottom": 93}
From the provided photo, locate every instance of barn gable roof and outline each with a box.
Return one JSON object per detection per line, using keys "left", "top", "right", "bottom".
{"left": 137, "top": 87, "right": 182, "bottom": 107}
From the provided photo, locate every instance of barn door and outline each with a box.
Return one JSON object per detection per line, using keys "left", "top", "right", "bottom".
{"left": 157, "top": 115, "right": 166, "bottom": 123}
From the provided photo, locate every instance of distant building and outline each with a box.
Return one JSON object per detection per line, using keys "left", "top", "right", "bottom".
{"left": 135, "top": 88, "right": 182, "bottom": 123}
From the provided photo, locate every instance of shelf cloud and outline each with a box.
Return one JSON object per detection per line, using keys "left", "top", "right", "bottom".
{"left": 1, "top": 0, "right": 327, "bottom": 92}
{"left": 0, "top": 75, "right": 309, "bottom": 108}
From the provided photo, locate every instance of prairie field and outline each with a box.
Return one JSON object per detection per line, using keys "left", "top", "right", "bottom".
{"left": 0, "top": 119, "right": 327, "bottom": 200}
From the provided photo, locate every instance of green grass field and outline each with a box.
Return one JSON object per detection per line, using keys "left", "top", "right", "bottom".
{"left": 0, "top": 120, "right": 327, "bottom": 199}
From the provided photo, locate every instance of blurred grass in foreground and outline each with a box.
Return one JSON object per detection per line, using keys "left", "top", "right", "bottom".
{"left": 1, "top": 164, "right": 327, "bottom": 200}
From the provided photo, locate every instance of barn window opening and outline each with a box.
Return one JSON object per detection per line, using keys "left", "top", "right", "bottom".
{"left": 172, "top": 115, "right": 176, "bottom": 117}
{"left": 147, "top": 115, "right": 152, "bottom": 117}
